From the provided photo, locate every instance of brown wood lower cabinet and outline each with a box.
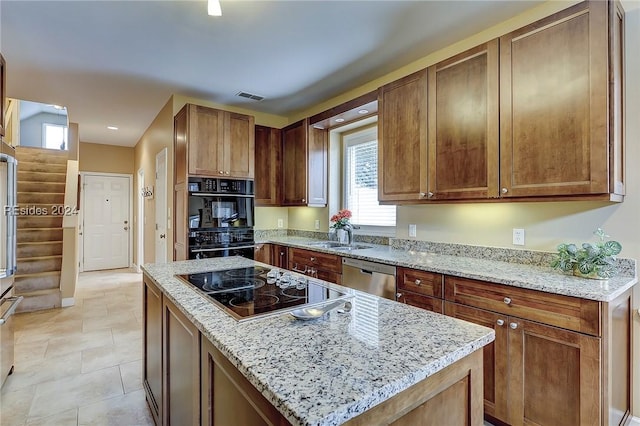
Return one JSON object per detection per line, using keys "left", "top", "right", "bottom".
{"left": 143, "top": 278, "right": 163, "bottom": 425}
{"left": 288, "top": 247, "right": 342, "bottom": 284}
{"left": 444, "top": 284, "right": 632, "bottom": 426}
{"left": 254, "top": 243, "right": 272, "bottom": 264}
{"left": 162, "top": 294, "right": 200, "bottom": 426}
{"left": 201, "top": 338, "right": 291, "bottom": 426}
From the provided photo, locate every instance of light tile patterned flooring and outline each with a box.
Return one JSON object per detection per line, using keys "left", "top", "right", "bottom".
{"left": 0, "top": 268, "right": 154, "bottom": 426}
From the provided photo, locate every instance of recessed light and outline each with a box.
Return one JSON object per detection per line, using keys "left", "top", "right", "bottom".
{"left": 358, "top": 109, "right": 369, "bottom": 114}
{"left": 107, "top": 126, "right": 119, "bottom": 130}
{"left": 335, "top": 118, "right": 345, "bottom": 123}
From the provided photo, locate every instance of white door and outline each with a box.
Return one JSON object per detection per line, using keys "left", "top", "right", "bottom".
{"left": 83, "top": 174, "right": 131, "bottom": 271}
{"left": 137, "top": 168, "right": 145, "bottom": 272}
{"left": 155, "top": 148, "right": 168, "bottom": 263}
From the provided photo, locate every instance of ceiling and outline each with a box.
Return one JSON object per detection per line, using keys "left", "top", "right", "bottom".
{"left": 1, "top": 0, "right": 546, "bottom": 147}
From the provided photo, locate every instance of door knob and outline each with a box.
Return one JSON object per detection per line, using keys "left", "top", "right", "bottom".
{"left": 160, "top": 234, "right": 166, "bottom": 239}
{"left": 124, "top": 220, "right": 128, "bottom": 224}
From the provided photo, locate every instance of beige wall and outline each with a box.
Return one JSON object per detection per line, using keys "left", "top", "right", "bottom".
{"left": 133, "top": 97, "right": 174, "bottom": 265}
{"left": 79, "top": 142, "right": 134, "bottom": 174}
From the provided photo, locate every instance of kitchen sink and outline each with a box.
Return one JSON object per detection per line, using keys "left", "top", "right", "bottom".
{"left": 333, "top": 245, "right": 371, "bottom": 251}
{"left": 306, "top": 241, "right": 371, "bottom": 251}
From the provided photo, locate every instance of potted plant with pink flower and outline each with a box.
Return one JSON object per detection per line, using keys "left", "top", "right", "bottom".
{"left": 330, "top": 209, "right": 352, "bottom": 244}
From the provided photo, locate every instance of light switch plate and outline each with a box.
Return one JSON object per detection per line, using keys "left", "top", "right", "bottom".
{"left": 513, "top": 228, "right": 525, "bottom": 246}
{"left": 409, "top": 224, "right": 417, "bottom": 238}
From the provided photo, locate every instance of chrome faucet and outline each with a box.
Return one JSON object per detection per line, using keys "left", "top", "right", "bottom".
{"left": 343, "top": 223, "right": 360, "bottom": 246}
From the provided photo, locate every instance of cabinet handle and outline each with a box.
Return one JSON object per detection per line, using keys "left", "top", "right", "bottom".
{"left": 427, "top": 191, "right": 434, "bottom": 198}
{"left": 415, "top": 279, "right": 422, "bottom": 286}
{"left": 496, "top": 319, "right": 505, "bottom": 326}
{"left": 501, "top": 187, "right": 508, "bottom": 194}
{"left": 219, "top": 171, "right": 224, "bottom": 175}
{"left": 510, "top": 322, "right": 518, "bottom": 330}
{"left": 225, "top": 171, "right": 230, "bottom": 175}
{"left": 396, "top": 292, "right": 403, "bottom": 301}
{"left": 419, "top": 192, "right": 426, "bottom": 198}
{"left": 310, "top": 257, "right": 316, "bottom": 262}
{"left": 503, "top": 297, "right": 512, "bottom": 305}
{"left": 280, "top": 251, "right": 285, "bottom": 256}
{"left": 302, "top": 198, "right": 306, "bottom": 203}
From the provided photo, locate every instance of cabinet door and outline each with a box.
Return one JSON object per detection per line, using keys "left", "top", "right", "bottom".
{"left": 507, "top": 318, "right": 600, "bottom": 426}
{"left": 281, "top": 120, "right": 308, "bottom": 206}
{"left": 500, "top": 1, "right": 610, "bottom": 197}
{"left": 270, "top": 244, "right": 288, "bottom": 269}
{"left": 397, "top": 267, "right": 443, "bottom": 298}
{"left": 0, "top": 54, "right": 5, "bottom": 137}
{"left": 427, "top": 41, "right": 499, "bottom": 200}
{"left": 398, "top": 292, "right": 443, "bottom": 314}
{"left": 201, "top": 338, "right": 289, "bottom": 426}
{"left": 307, "top": 125, "right": 328, "bottom": 206}
{"left": 174, "top": 107, "right": 188, "bottom": 186}
{"left": 255, "top": 125, "right": 282, "bottom": 206}
{"left": 378, "top": 70, "right": 427, "bottom": 202}
{"left": 143, "top": 277, "right": 163, "bottom": 426}
{"left": 163, "top": 296, "right": 200, "bottom": 425}
{"left": 225, "top": 112, "right": 255, "bottom": 179}
{"left": 444, "top": 302, "right": 508, "bottom": 424}
{"left": 187, "top": 105, "right": 225, "bottom": 176}
{"left": 173, "top": 183, "right": 187, "bottom": 261}
{"left": 254, "top": 243, "right": 272, "bottom": 265}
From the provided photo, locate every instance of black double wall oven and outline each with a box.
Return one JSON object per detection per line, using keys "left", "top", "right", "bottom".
{"left": 187, "top": 177, "right": 255, "bottom": 260}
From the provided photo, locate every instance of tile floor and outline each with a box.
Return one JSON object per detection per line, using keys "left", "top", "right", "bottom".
{"left": 0, "top": 268, "right": 154, "bottom": 426}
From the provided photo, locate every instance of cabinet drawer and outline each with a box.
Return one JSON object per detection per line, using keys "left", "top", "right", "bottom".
{"left": 397, "top": 267, "right": 443, "bottom": 298}
{"left": 398, "top": 291, "right": 443, "bottom": 314}
{"left": 288, "top": 247, "right": 341, "bottom": 273}
{"left": 444, "top": 276, "right": 600, "bottom": 336}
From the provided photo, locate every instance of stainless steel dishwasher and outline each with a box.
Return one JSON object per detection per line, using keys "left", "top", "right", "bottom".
{"left": 341, "top": 258, "right": 396, "bottom": 300}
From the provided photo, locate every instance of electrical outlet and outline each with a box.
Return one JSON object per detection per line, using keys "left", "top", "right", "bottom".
{"left": 277, "top": 219, "right": 284, "bottom": 228}
{"left": 513, "top": 228, "right": 525, "bottom": 246}
{"left": 314, "top": 219, "right": 320, "bottom": 230}
{"left": 409, "top": 224, "right": 417, "bottom": 238}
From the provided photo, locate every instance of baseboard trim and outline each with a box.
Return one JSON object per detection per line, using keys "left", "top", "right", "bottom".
{"left": 61, "top": 297, "right": 75, "bottom": 308}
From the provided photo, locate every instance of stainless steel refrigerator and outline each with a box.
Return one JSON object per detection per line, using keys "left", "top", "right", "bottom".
{"left": 0, "top": 146, "right": 21, "bottom": 388}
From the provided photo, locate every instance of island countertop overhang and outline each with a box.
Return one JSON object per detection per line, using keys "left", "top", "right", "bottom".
{"left": 142, "top": 257, "right": 495, "bottom": 426}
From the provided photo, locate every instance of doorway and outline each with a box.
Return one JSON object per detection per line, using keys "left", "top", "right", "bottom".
{"left": 155, "top": 148, "right": 168, "bottom": 263}
{"left": 81, "top": 173, "right": 132, "bottom": 271}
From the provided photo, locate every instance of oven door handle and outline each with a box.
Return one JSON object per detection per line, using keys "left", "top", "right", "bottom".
{"left": 0, "top": 296, "right": 23, "bottom": 325}
{"left": 191, "top": 245, "right": 255, "bottom": 253}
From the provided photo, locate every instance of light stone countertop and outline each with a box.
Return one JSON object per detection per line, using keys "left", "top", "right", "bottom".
{"left": 260, "top": 236, "right": 638, "bottom": 302}
{"left": 141, "top": 257, "right": 495, "bottom": 426}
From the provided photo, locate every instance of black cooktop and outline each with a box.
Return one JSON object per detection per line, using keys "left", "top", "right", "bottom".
{"left": 177, "top": 266, "right": 347, "bottom": 321}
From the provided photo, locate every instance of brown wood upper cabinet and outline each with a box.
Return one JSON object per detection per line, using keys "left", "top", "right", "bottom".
{"left": 427, "top": 40, "right": 499, "bottom": 200}
{"left": 0, "top": 53, "right": 6, "bottom": 137}
{"left": 254, "top": 125, "right": 282, "bottom": 206}
{"left": 281, "top": 119, "right": 328, "bottom": 207}
{"left": 174, "top": 104, "right": 255, "bottom": 180}
{"left": 499, "top": 0, "right": 624, "bottom": 200}
{"left": 378, "top": 70, "right": 427, "bottom": 202}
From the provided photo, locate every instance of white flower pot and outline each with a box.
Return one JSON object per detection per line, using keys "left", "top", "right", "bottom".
{"left": 336, "top": 229, "right": 348, "bottom": 244}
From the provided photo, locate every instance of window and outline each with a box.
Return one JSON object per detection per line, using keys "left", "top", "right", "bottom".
{"left": 343, "top": 126, "right": 396, "bottom": 229}
{"left": 43, "top": 123, "right": 68, "bottom": 150}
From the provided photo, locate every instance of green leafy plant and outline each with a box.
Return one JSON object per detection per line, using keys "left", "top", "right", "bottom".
{"left": 551, "top": 229, "right": 622, "bottom": 279}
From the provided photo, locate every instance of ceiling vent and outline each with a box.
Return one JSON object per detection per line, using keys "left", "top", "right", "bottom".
{"left": 236, "top": 91, "right": 265, "bottom": 101}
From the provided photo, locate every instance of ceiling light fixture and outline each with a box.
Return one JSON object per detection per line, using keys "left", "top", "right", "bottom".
{"left": 208, "top": 0, "right": 222, "bottom": 16}
{"left": 107, "top": 126, "right": 119, "bottom": 130}
{"left": 358, "top": 109, "right": 369, "bottom": 114}
{"left": 335, "top": 118, "right": 345, "bottom": 123}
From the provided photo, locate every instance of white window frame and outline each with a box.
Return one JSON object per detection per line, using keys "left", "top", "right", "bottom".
{"left": 342, "top": 126, "right": 396, "bottom": 237}
{"left": 42, "top": 122, "right": 68, "bottom": 150}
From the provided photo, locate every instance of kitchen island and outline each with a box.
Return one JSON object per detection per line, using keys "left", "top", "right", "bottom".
{"left": 141, "top": 257, "right": 494, "bottom": 426}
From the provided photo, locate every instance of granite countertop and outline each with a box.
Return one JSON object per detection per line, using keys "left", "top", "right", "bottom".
{"left": 260, "top": 236, "right": 638, "bottom": 302}
{"left": 141, "top": 257, "right": 495, "bottom": 426}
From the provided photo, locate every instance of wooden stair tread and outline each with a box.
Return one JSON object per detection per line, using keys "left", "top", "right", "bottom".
{"left": 14, "top": 288, "right": 61, "bottom": 297}
{"left": 14, "top": 270, "right": 61, "bottom": 277}
{"left": 17, "top": 255, "right": 63, "bottom": 261}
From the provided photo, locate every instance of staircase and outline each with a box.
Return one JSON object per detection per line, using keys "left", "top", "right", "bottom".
{"left": 14, "top": 147, "right": 68, "bottom": 312}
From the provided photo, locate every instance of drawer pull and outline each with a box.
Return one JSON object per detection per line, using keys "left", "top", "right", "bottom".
{"left": 415, "top": 279, "right": 422, "bottom": 286}
{"left": 496, "top": 319, "right": 505, "bottom": 326}
{"left": 510, "top": 322, "right": 518, "bottom": 330}
{"left": 396, "top": 293, "right": 403, "bottom": 301}
{"left": 503, "top": 297, "right": 512, "bottom": 305}
{"left": 310, "top": 257, "right": 316, "bottom": 262}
